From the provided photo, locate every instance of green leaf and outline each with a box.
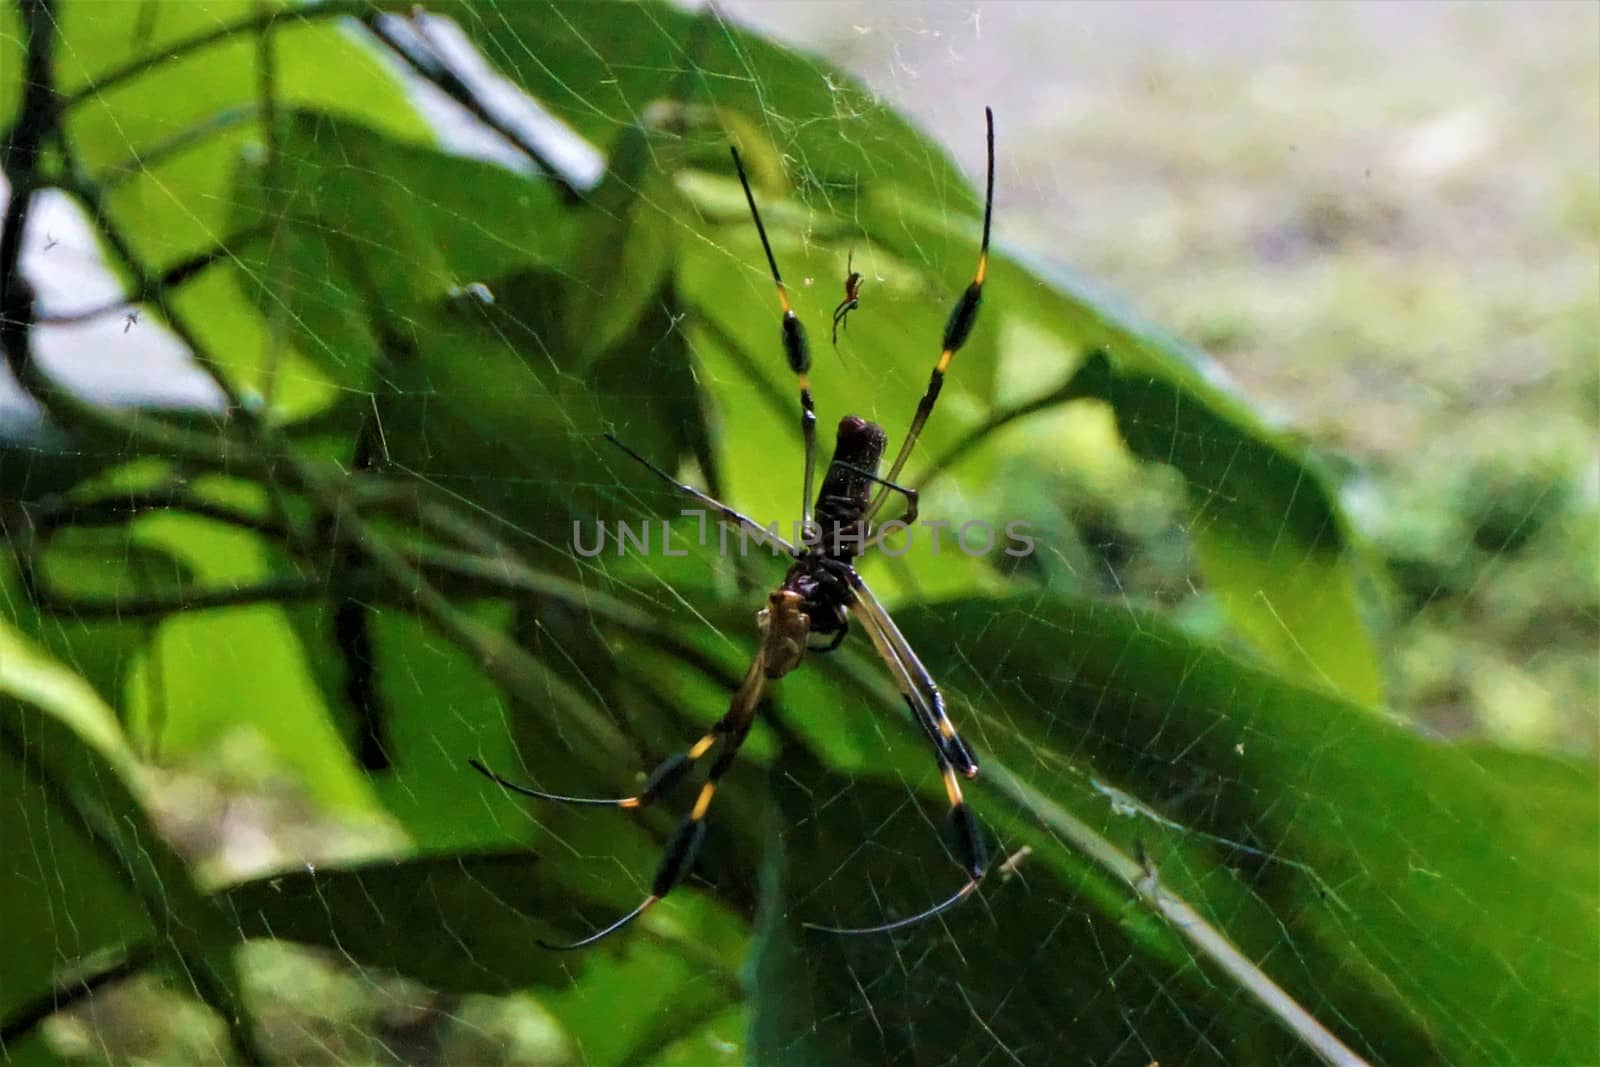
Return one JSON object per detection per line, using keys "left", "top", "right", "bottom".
{"left": 757, "top": 592, "right": 1593, "bottom": 1065}
{"left": 0, "top": 2, "right": 20, "bottom": 135}
{"left": 754, "top": 741, "right": 1300, "bottom": 1066}
{"left": 224, "top": 851, "right": 583, "bottom": 993}
{"left": 370, "top": 266, "right": 703, "bottom": 549}
{"left": 561, "top": 122, "right": 682, "bottom": 368}
{"left": 116, "top": 510, "right": 375, "bottom": 812}
{"left": 225, "top": 109, "right": 573, "bottom": 397}
{"left": 446, "top": 1, "right": 973, "bottom": 203}
{"left": 1065, "top": 348, "right": 1383, "bottom": 705}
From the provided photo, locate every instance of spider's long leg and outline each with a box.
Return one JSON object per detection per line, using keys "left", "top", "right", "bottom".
{"left": 469, "top": 729, "right": 708, "bottom": 809}
{"left": 849, "top": 575, "right": 978, "bottom": 778}
{"left": 802, "top": 672, "right": 986, "bottom": 936}
{"left": 826, "top": 462, "right": 919, "bottom": 526}
{"left": 832, "top": 250, "right": 862, "bottom": 349}
{"left": 605, "top": 432, "right": 797, "bottom": 556}
{"left": 469, "top": 649, "right": 772, "bottom": 808}
{"left": 830, "top": 297, "right": 857, "bottom": 347}
{"left": 866, "top": 107, "right": 995, "bottom": 524}
{"left": 729, "top": 145, "right": 817, "bottom": 529}
{"left": 801, "top": 582, "right": 986, "bottom": 936}
{"left": 536, "top": 654, "right": 769, "bottom": 950}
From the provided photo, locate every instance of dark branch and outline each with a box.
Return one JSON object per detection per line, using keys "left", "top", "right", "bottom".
{"left": 37, "top": 226, "right": 268, "bottom": 326}
{"left": 358, "top": 10, "right": 583, "bottom": 203}
{"left": 0, "top": 0, "right": 59, "bottom": 389}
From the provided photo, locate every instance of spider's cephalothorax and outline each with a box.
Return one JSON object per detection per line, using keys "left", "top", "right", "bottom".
{"left": 472, "top": 108, "right": 996, "bottom": 948}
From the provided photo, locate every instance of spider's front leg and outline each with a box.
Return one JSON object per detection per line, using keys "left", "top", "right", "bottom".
{"left": 867, "top": 107, "right": 996, "bottom": 525}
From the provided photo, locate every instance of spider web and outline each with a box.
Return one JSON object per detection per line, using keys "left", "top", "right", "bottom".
{"left": 2, "top": 2, "right": 1596, "bottom": 1065}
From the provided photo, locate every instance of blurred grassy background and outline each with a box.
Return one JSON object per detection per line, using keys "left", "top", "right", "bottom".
{"left": 729, "top": 0, "right": 1599, "bottom": 755}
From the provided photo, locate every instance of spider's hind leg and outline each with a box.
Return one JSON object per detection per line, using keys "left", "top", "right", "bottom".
{"left": 468, "top": 733, "right": 706, "bottom": 810}
{"left": 804, "top": 751, "right": 988, "bottom": 937}
{"left": 488, "top": 653, "right": 770, "bottom": 950}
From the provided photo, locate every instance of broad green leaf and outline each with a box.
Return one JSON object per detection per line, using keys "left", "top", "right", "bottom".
{"left": 462, "top": 0, "right": 1383, "bottom": 701}
{"left": 446, "top": 1, "right": 973, "bottom": 203}
{"left": 0, "top": 3, "right": 19, "bottom": 135}
{"left": 1064, "top": 349, "right": 1382, "bottom": 706}
{"left": 561, "top": 122, "right": 683, "bottom": 368}
{"left": 752, "top": 742, "right": 1310, "bottom": 1066}
{"left": 370, "top": 266, "right": 704, "bottom": 549}
{"left": 225, "top": 109, "right": 574, "bottom": 396}
{"left": 245, "top": 110, "right": 571, "bottom": 311}
{"left": 224, "top": 852, "right": 585, "bottom": 993}
{"left": 759, "top": 592, "right": 1593, "bottom": 1065}
{"left": 119, "top": 511, "right": 375, "bottom": 811}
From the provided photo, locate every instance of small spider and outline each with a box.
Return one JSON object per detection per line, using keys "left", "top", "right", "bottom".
{"left": 831, "top": 250, "right": 863, "bottom": 347}
{"left": 473, "top": 108, "right": 997, "bottom": 949}
{"left": 122, "top": 309, "right": 140, "bottom": 333}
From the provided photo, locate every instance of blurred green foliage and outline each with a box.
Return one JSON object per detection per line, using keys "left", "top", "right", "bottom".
{"left": 0, "top": 2, "right": 1594, "bottom": 1065}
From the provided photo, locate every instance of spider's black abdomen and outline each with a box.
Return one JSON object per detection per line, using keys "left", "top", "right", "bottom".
{"left": 782, "top": 416, "right": 886, "bottom": 643}
{"left": 811, "top": 415, "right": 886, "bottom": 563}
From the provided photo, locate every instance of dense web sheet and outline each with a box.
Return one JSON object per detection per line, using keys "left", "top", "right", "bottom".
{"left": 1, "top": 3, "right": 1595, "bottom": 1066}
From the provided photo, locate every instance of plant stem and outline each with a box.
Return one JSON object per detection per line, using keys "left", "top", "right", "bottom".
{"left": 358, "top": 8, "right": 583, "bottom": 203}
{"left": 981, "top": 759, "right": 1371, "bottom": 1067}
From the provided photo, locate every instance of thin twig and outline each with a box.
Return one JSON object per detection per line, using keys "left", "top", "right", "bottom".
{"left": 0, "top": 7, "right": 268, "bottom": 475}
{"left": 18, "top": 485, "right": 294, "bottom": 538}
{"left": 23, "top": 576, "right": 331, "bottom": 621}
{"left": 54, "top": 1, "right": 375, "bottom": 113}
{"left": 290, "top": 458, "right": 635, "bottom": 758}
{"left": 99, "top": 105, "right": 257, "bottom": 190}
{"left": 37, "top": 226, "right": 268, "bottom": 326}
{"left": 53, "top": 158, "right": 250, "bottom": 414}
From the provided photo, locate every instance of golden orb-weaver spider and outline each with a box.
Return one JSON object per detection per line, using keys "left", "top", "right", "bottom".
{"left": 472, "top": 108, "right": 996, "bottom": 949}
